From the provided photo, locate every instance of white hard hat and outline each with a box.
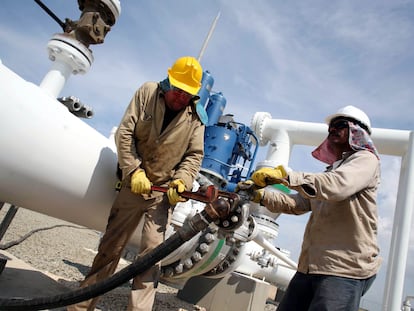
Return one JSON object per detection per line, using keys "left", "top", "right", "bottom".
{"left": 325, "top": 105, "right": 372, "bottom": 134}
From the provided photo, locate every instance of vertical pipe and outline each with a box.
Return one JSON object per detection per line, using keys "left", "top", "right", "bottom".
{"left": 382, "top": 131, "right": 414, "bottom": 310}
{"left": 39, "top": 60, "right": 72, "bottom": 98}
{"left": 257, "top": 129, "right": 291, "bottom": 169}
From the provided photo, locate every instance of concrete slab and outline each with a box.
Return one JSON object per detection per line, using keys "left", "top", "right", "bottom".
{"left": 178, "top": 272, "right": 271, "bottom": 311}
{"left": 0, "top": 250, "right": 69, "bottom": 310}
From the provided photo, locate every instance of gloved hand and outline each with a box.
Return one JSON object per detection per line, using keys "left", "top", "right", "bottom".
{"left": 235, "top": 180, "right": 264, "bottom": 203}
{"left": 251, "top": 165, "right": 288, "bottom": 187}
{"left": 130, "top": 169, "right": 152, "bottom": 194}
{"left": 167, "top": 179, "right": 187, "bottom": 205}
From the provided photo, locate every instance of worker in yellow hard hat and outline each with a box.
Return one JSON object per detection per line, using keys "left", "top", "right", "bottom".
{"left": 68, "top": 56, "right": 205, "bottom": 311}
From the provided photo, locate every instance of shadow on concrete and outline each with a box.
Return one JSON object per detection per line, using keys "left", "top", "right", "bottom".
{"left": 62, "top": 259, "right": 91, "bottom": 277}
{"left": 0, "top": 266, "right": 68, "bottom": 298}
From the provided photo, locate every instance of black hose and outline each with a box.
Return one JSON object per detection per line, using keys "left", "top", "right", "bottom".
{"left": 0, "top": 224, "right": 88, "bottom": 250}
{"left": 0, "top": 211, "right": 212, "bottom": 310}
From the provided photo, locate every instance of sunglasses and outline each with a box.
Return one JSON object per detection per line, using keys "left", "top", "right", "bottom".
{"left": 329, "top": 120, "right": 349, "bottom": 130}
{"left": 170, "top": 86, "right": 200, "bottom": 101}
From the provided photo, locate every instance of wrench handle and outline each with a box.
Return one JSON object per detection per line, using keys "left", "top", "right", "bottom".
{"left": 151, "top": 185, "right": 218, "bottom": 203}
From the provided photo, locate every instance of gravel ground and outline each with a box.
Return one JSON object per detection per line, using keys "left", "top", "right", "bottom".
{"left": 0, "top": 205, "right": 277, "bottom": 311}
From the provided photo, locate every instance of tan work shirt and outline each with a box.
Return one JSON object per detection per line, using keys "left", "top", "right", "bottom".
{"left": 116, "top": 81, "right": 205, "bottom": 190}
{"left": 262, "top": 150, "right": 381, "bottom": 279}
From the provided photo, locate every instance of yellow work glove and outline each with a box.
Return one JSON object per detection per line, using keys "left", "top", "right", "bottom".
{"left": 235, "top": 180, "right": 264, "bottom": 203}
{"left": 251, "top": 165, "right": 288, "bottom": 187}
{"left": 167, "top": 179, "right": 187, "bottom": 205}
{"left": 130, "top": 169, "right": 152, "bottom": 194}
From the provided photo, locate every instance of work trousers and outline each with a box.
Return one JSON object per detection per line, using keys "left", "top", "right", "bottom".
{"left": 277, "top": 271, "right": 376, "bottom": 311}
{"left": 67, "top": 186, "right": 171, "bottom": 311}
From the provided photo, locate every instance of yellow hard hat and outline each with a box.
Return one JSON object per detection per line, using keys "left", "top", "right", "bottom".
{"left": 167, "top": 56, "right": 203, "bottom": 95}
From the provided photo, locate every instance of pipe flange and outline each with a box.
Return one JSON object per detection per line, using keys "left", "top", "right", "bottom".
{"left": 47, "top": 33, "right": 93, "bottom": 74}
{"left": 160, "top": 228, "right": 215, "bottom": 278}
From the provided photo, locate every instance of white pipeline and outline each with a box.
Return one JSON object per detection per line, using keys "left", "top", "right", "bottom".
{"left": 235, "top": 238, "right": 296, "bottom": 290}
{"left": 0, "top": 61, "right": 120, "bottom": 241}
{"left": 251, "top": 112, "right": 410, "bottom": 168}
{"left": 253, "top": 232, "right": 297, "bottom": 270}
{"left": 382, "top": 132, "right": 414, "bottom": 311}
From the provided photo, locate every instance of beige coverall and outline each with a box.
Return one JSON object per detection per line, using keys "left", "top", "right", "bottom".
{"left": 68, "top": 81, "right": 205, "bottom": 311}
{"left": 261, "top": 150, "right": 382, "bottom": 279}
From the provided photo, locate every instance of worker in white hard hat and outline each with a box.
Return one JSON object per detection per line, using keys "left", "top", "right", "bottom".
{"left": 68, "top": 56, "right": 206, "bottom": 311}
{"left": 238, "top": 105, "right": 381, "bottom": 311}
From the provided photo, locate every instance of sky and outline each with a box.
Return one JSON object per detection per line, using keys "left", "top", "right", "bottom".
{"left": 1, "top": 1, "right": 413, "bottom": 310}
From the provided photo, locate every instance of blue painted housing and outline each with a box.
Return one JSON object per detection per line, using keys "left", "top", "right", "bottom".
{"left": 199, "top": 72, "right": 258, "bottom": 191}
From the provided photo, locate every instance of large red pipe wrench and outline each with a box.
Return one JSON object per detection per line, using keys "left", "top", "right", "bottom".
{"left": 150, "top": 185, "right": 219, "bottom": 203}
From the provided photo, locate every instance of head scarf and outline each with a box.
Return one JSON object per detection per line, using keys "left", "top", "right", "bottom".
{"left": 312, "top": 120, "right": 380, "bottom": 165}
{"left": 348, "top": 122, "right": 379, "bottom": 159}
